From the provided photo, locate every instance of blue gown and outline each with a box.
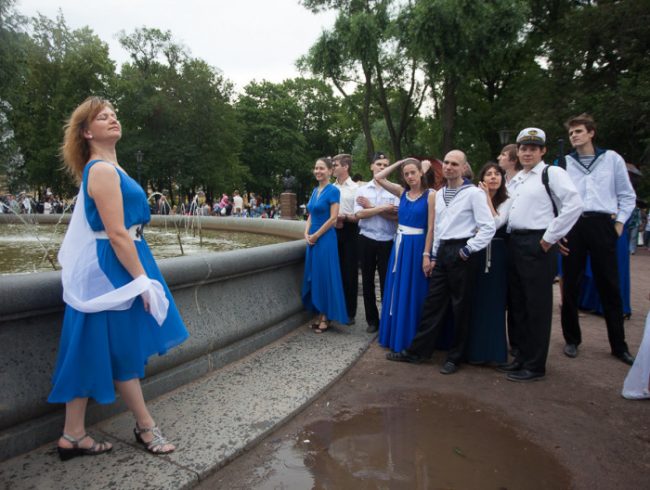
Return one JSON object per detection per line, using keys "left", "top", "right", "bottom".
{"left": 379, "top": 190, "right": 430, "bottom": 352}
{"left": 48, "top": 160, "right": 189, "bottom": 404}
{"left": 466, "top": 227, "right": 508, "bottom": 363}
{"left": 301, "top": 184, "right": 348, "bottom": 324}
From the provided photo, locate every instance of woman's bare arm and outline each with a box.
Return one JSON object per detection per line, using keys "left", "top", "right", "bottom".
{"left": 374, "top": 160, "right": 405, "bottom": 198}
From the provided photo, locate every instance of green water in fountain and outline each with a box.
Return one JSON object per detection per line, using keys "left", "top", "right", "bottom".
{"left": 0, "top": 224, "right": 287, "bottom": 275}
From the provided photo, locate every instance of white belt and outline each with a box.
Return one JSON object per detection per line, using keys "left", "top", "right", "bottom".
{"left": 392, "top": 225, "right": 425, "bottom": 273}
{"left": 94, "top": 224, "right": 144, "bottom": 241}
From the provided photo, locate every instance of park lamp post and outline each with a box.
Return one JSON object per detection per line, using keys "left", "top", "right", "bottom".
{"left": 498, "top": 129, "right": 514, "bottom": 146}
{"left": 135, "top": 150, "right": 143, "bottom": 186}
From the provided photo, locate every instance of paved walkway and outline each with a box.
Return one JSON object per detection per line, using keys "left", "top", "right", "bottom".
{"left": 0, "top": 312, "right": 375, "bottom": 489}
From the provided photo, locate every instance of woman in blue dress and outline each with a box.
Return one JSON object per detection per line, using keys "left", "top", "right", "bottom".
{"left": 50, "top": 97, "right": 189, "bottom": 460}
{"left": 375, "top": 158, "right": 435, "bottom": 352}
{"left": 302, "top": 157, "right": 349, "bottom": 332}
{"left": 467, "top": 163, "right": 511, "bottom": 364}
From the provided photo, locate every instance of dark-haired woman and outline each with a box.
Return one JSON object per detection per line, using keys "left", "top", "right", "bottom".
{"left": 466, "top": 163, "right": 511, "bottom": 364}
{"left": 375, "top": 158, "right": 435, "bottom": 353}
{"left": 49, "top": 97, "right": 189, "bottom": 460}
{"left": 302, "top": 157, "right": 349, "bottom": 332}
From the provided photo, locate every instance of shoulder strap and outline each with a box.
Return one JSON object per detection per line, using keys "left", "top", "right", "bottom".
{"left": 542, "top": 166, "right": 558, "bottom": 217}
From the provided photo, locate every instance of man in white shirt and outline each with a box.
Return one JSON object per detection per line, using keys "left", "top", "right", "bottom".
{"left": 232, "top": 190, "right": 244, "bottom": 216}
{"left": 387, "top": 150, "right": 496, "bottom": 374}
{"left": 560, "top": 113, "right": 636, "bottom": 365}
{"left": 333, "top": 154, "right": 360, "bottom": 324}
{"left": 354, "top": 152, "right": 400, "bottom": 333}
{"left": 499, "top": 128, "right": 583, "bottom": 382}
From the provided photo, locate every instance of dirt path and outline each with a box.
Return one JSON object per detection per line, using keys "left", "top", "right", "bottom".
{"left": 206, "top": 251, "right": 650, "bottom": 489}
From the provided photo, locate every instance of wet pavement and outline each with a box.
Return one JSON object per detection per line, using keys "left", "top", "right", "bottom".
{"left": 202, "top": 251, "right": 650, "bottom": 490}
{"left": 202, "top": 392, "right": 570, "bottom": 489}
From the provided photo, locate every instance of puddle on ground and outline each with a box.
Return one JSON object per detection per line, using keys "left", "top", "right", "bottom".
{"left": 205, "top": 394, "right": 571, "bottom": 489}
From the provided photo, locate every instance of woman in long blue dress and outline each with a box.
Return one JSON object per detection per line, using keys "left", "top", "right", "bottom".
{"left": 376, "top": 158, "right": 436, "bottom": 352}
{"left": 467, "top": 163, "right": 511, "bottom": 364}
{"left": 50, "top": 97, "right": 189, "bottom": 460}
{"left": 302, "top": 157, "right": 349, "bottom": 332}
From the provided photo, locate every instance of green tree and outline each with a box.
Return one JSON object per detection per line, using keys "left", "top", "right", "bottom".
{"left": 402, "top": 0, "right": 529, "bottom": 155}
{"left": 114, "top": 27, "right": 244, "bottom": 204}
{"left": 4, "top": 12, "right": 114, "bottom": 196}
{"left": 300, "top": 0, "right": 426, "bottom": 161}
{"left": 236, "top": 80, "right": 308, "bottom": 198}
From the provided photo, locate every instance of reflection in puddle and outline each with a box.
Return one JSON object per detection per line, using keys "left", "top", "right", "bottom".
{"left": 212, "top": 394, "right": 570, "bottom": 489}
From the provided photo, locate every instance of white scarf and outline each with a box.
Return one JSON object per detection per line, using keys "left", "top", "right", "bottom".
{"left": 58, "top": 186, "right": 169, "bottom": 326}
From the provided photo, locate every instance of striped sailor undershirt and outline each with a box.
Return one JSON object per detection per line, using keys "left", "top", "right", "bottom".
{"left": 579, "top": 154, "right": 595, "bottom": 171}
{"left": 443, "top": 186, "right": 459, "bottom": 205}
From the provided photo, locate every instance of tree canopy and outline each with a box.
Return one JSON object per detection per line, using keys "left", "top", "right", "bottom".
{"left": 0, "top": 0, "right": 648, "bottom": 202}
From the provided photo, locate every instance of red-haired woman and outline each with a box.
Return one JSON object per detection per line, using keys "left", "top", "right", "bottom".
{"left": 49, "top": 97, "right": 189, "bottom": 460}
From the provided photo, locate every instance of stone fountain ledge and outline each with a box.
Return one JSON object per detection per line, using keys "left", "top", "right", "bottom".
{"left": 0, "top": 215, "right": 315, "bottom": 462}
{"left": 0, "top": 316, "right": 376, "bottom": 490}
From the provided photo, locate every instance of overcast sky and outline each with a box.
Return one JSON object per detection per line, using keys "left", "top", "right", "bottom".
{"left": 16, "top": 0, "right": 337, "bottom": 90}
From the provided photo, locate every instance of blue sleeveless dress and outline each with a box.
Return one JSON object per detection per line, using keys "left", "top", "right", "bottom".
{"left": 48, "top": 160, "right": 189, "bottom": 404}
{"left": 301, "top": 184, "right": 348, "bottom": 324}
{"left": 379, "top": 190, "right": 430, "bottom": 352}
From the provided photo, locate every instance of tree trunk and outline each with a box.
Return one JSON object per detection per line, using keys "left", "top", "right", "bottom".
{"left": 361, "top": 66, "right": 375, "bottom": 164}
{"left": 441, "top": 75, "right": 458, "bottom": 154}
{"left": 374, "top": 63, "right": 401, "bottom": 159}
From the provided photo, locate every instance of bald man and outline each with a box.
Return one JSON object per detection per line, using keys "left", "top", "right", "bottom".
{"left": 387, "top": 150, "right": 496, "bottom": 374}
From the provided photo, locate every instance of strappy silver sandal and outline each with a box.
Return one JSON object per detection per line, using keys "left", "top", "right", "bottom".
{"left": 133, "top": 423, "right": 175, "bottom": 454}
{"left": 57, "top": 433, "right": 112, "bottom": 461}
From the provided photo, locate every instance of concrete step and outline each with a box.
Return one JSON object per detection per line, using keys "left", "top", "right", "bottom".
{"left": 0, "top": 317, "right": 375, "bottom": 489}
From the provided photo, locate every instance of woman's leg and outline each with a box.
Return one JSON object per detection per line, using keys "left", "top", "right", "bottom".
{"left": 115, "top": 378, "right": 174, "bottom": 452}
{"left": 59, "top": 398, "right": 112, "bottom": 450}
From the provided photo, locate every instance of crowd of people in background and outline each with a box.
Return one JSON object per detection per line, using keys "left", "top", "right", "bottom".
{"left": 301, "top": 113, "right": 650, "bottom": 392}
{"left": 0, "top": 189, "right": 69, "bottom": 215}
{"left": 147, "top": 190, "right": 279, "bottom": 219}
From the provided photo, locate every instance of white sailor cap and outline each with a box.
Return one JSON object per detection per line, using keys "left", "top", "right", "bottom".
{"left": 516, "top": 127, "right": 546, "bottom": 146}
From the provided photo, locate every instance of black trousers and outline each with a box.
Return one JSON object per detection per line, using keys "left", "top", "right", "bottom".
{"left": 336, "top": 222, "right": 359, "bottom": 319}
{"left": 408, "top": 240, "right": 478, "bottom": 364}
{"left": 508, "top": 231, "right": 557, "bottom": 374}
{"left": 561, "top": 215, "right": 628, "bottom": 354}
{"left": 358, "top": 234, "right": 393, "bottom": 327}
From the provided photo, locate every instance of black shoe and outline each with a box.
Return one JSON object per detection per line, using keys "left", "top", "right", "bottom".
{"left": 509, "top": 347, "right": 520, "bottom": 358}
{"left": 365, "top": 323, "right": 378, "bottom": 333}
{"left": 496, "top": 361, "right": 522, "bottom": 373}
{"left": 439, "top": 361, "right": 458, "bottom": 375}
{"left": 563, "top": 343, "right": 578, "bottom": 358}
{"left": 506, "top": 370, "right": 545, "bottom": 382}
{"left": 386, "top": 349, "right": 422, "bottom": 364}
{"left": 347, "top": 318, "right": 356, "bottom": 326}
{"left": 613, "top": 351, "right": 635, "bottom": 366}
